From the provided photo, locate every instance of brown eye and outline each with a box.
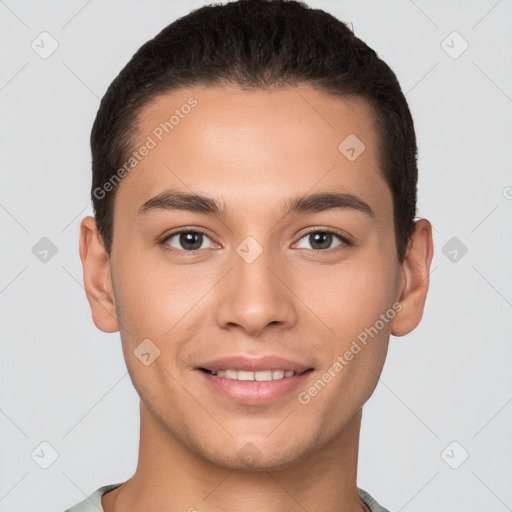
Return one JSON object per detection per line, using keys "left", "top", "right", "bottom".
{"left": 295, "top": 230, "right": 349, "bottom": 251}
{"left": 164, "top": 231, "right": 213, "bottom": 251}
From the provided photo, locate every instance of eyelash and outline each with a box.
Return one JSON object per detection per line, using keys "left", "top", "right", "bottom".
{"left": 159, "top": 228, "right": 352, "bottom": 254}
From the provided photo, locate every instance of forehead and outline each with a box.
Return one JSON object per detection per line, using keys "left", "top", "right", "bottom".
{"left": 115, "top": 84, "right": 391, "bottom": 223}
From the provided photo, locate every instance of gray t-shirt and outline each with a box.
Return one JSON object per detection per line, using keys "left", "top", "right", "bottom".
{"left": 63, "top": 482, "right": 391, "bottom": 511}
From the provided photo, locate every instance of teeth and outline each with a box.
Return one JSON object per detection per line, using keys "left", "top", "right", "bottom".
{"left": 212, "top": 369, "right": 298, "bottom": 381}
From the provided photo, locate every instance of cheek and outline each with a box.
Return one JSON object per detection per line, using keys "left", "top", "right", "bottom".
{"left": 298, "top": 257, "right": 398, "bottom": 340}
{"left": 296, "top": 254, "right": 397, "bottom": 406}
{"left": 111, "top": 251, "right": 218, "bottom": 386}
{"left": 112, "top": 250, "right": 193, "bottom": 334}
{"left": 298, "top": 265, "right": 395, "bottom": 423}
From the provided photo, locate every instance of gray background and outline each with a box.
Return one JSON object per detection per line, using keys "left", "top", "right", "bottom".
{"left": 1, "top": 0, "right": 511, "bottom": 511}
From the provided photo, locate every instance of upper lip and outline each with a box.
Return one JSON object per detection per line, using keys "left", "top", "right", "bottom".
{"left": 197, "top": 356, "right": 313, "bottom": 374}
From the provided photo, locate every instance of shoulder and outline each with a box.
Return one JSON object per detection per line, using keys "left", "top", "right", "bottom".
{"left": 62, "top": 482, "right": 125, "bottom": 512}
{"left": 62, "top": 483, "right": 386, "bottom": 512}
{"left": 358, "top": 487, "right": 392, "bottom": 512}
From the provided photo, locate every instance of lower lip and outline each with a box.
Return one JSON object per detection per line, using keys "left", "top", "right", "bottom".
{"left": 197, "top": 369, "right": 314, "bottom": 405}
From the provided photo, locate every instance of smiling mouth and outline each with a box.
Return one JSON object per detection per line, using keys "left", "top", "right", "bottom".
{"left": 199, "top": 368, "right": 313, "bottom": 382}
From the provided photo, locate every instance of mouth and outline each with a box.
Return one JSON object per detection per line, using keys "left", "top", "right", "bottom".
{"left": 199, "top": 367, "right": 313, "bottom": 381}
{"left": 195, "top": 356, "right": 315, "bottom": 405}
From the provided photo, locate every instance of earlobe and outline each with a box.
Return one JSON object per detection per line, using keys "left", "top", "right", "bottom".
{"left": 79, "top": 216, "right": 119, "bottom": 333}
{"left": 391, "top": 219, "right": 434, "bottom": 337}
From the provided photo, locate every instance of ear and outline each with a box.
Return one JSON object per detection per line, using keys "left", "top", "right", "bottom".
{"left": 391, "top": 219, "right": 434, "bottom": 337}
{"left": 79, "top": 216, "right": 119, "bottom": 333}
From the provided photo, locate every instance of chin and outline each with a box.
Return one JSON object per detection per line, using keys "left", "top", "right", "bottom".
{"left": 196, "top": 436, "right": 314, "bottom": 472}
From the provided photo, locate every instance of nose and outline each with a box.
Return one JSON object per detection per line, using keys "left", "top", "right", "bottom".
{"left": 214, "top": 245, "right": 298, "bottom": 337}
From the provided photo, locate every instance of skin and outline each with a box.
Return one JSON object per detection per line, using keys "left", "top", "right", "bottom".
{"left": 79, "top": 84, "right": 433, "bottom": 512}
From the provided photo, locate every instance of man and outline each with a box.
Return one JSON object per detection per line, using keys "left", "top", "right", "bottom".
{"left": 66, "top": 0, "right": 433, "bottom": 510}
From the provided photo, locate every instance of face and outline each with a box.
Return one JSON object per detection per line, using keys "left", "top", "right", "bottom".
{"left": 82, "top": 84, "right": 426, "bottom": 471}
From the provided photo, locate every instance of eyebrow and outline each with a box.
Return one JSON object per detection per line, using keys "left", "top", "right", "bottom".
{"left": 136, "top": 189, "right": 374, "bottom": 218}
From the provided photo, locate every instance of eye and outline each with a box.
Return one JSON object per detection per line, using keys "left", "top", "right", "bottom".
{"left": 163, "top": 230, "right": 217, "bottom": 252}
{"left": 294, "top": 230, "right": 350, "bottom": 251}
{"left": 161, "top": 229, "right": 351, "bottom": 253}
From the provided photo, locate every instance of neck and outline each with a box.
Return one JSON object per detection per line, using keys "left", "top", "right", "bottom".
{"left": 103, "top": 402, "right": 368, "bottom": 512}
